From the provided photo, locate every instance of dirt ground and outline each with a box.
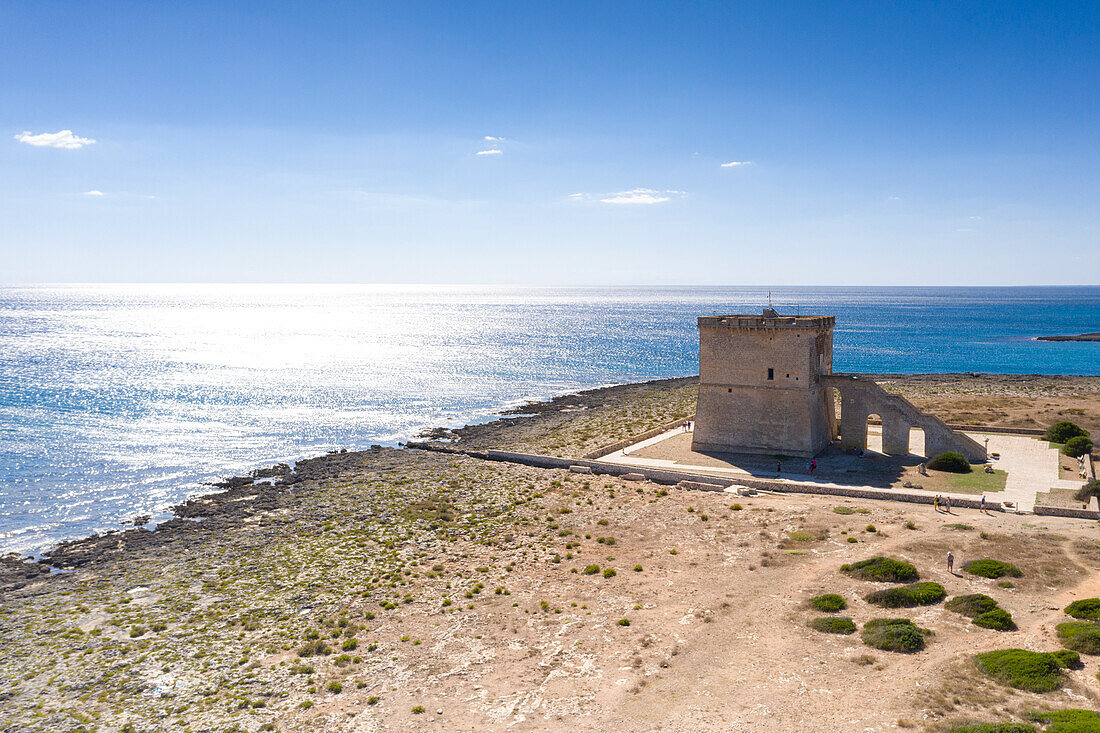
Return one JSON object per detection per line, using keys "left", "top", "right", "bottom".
{"left": 2, "top": 374, "right": 1100, "bottom": 732}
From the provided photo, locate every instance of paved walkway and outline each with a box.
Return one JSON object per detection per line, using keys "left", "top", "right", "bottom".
{"left": 603, "top": 428, "right": 1082, "bottom": 513}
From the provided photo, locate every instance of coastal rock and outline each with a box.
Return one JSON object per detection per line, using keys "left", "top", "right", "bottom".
{"left": 0, "top": 555, "right": 50, "bottom": 591}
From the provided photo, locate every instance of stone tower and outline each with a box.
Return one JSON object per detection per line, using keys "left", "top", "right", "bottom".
{"left": 692, "top": 311, "right": 836, "bottom": 458}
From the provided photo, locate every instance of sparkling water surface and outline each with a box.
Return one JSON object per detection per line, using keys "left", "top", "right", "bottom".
{"left": 1, "top": 284, "right": 1098, "bottom": 556}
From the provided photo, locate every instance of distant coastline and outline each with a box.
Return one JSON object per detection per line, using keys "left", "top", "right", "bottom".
{"left": 1036, "top": 332, "right": 1100, "bottom": 342}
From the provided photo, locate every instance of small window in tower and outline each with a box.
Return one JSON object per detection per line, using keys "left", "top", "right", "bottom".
{"left": 786, "top": 373, "right": 790, "bottom": 378}
{"left": 767, "top": 368, "right": 774, "bottom": 381}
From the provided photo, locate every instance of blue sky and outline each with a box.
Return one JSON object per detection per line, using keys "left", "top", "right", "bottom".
{"left": 2, "top": 1, "right": 1098, "bottom": 284}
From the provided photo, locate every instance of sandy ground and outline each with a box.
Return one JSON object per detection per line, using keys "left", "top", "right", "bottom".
{"left": 2, "top": 374, "right": 1099, "bottom": 732}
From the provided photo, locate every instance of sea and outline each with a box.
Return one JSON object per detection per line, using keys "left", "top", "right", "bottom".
{"left": 1, "top": 284, "right": 1098, "bottom": 557}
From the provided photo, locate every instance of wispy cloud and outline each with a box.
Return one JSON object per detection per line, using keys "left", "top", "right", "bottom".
{"left": 83, "top": 190, "right": 105, "bottom": 196}
{"left": 15, "top": 130, "right": 96, "bottom": 149}
{"left": 720, "top": 160, "right": 752, "bottom": 168}
{"left": 969, "top": 215, "right": 982, "bottom": 220}
{"left": 887, "top": 196, "right": 902, "bottom": 201}
{"left": 476, "top": 149, "right": 503, "bottom": 156}
{"left": 484, "top": 135, "right": 505, "bottom": 142}
{"left": 568, "top": 188, "right": 684, "bottom": 205}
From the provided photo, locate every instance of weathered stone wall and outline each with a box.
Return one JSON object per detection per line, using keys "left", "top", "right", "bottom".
{"left": 473, "top": 449, "right": 1005, "bottom": 511}
{"left": 693, "top": 315, "right": 835, "bottom": 458}
{"left": 824, "top": 373, "right": 987, "bottom": 463}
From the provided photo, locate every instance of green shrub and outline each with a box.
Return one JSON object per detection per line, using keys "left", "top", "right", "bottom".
{"left": 841, "top": 557, "right": 919, "bottom": 582}
{"left": 1046, "top": 421, "right": 1089, "bottom": 444}
{"left": 945, "top": 594, "right": 1000, "bottom": 618}
{"left": 602, "top": 568, "right": 617, "bottom": 578}
{"left": 833, "top": 506, "right": 856, "bottom": 515}
{"left": 809, "top": 594, "right": 847, "bottom": 613}
{"left": 326, "top": 681, "right": 343, "bottom": 693}
{"left": 946, "top": 724, "right": 1036, "bottom": 733}
{"left": 1065, "top": 598, "right": 1100, "bottom": 620}
{"left": 1056, "top": 622, "right": 1100, "bottom": 654}
{"left": 1063, "top": 436, "right": 1094, "bottom": 457}
{"left": 973, "top": 608, "right": 1017, "bottom": 632}
{"left": 963, "top": 559, "right": 1023, "bottom": 579}
{"left": 583, "top": 564, "right": 600, "bottom": 575}
{"left": 617, "top": 618, "right": 630, "bottom": 626}
{"left": 974, "top": 649, "right": 1066, "bottom": 692}
{"left": 1052, "top": 650, "right": 1082, "bottom": 669}
{"left": 861, "top": 618, "right": 927, "bottom": 653}
{"left": 788, "top": 530, "right": 815, "bottom": 542}
{"left": 808, "top": 616, "right": 856, "bottom": 635}
{"left": 1074, "top": 480, "right": 1100, "bottom": 503}
{"left": 1027, "top": 709, "right": 1100, "bottom": 731}
{"left": 865, "top": 582, "right": 946, "bottom": 608}
{"left": 412, "top": 705, "right": 425, "bottom": 714}
{"left": 928, "top": 452, "right": 971, "bottom": 473}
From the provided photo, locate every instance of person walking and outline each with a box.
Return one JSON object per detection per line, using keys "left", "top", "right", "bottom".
{"left": 980, "top": 495, "right": 986, "bottom": 513}
{"left": 944, "top": 496, "right": 952, "bottom": 514}
{"left": 933, "top": 495, "right": 940, "bottom": 512}
{"left": 947, "top": 551, "right": 955, "bottom": 573}
{"left": 776, "top": 460, "right": 782, "bottom": 476}
{"left": 810, "top": 459, "right": 817, "bottom": 476}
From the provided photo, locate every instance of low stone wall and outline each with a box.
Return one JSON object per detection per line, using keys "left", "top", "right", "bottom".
{"left": 481, "top": 450, "right": 1003, "bottom": 511}
{"left": 1034, "top": 505, "right": 1100, "bottom": 520}
{"left": 947, "top": 425, "right": 1047, "bottom": 437}
{"left": 582, "top": 414, "right": 696, "bottom": 460}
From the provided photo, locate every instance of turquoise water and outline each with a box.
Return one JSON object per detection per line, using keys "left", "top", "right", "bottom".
{"left": 1, "top": 284, "right": 1097, "bottom": 555}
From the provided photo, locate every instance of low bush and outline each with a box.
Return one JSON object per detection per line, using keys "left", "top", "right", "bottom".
{"left": 1074, "top": 480, "right": 1100, "bottom": 503}
{"left": 1064, "top": 598, "right": 1100, "bottom": 620}
{"left": 840, "top": 557, "right": 919, "bottom": 582}
{"left": 928, "top": 452, "right": 971, "bottom": 473}
{"left": 865, "top": 582, "right": 945, "bottom": 608}
{"left": 1052, "top": 650, "right": 1082, "bottom": 669}
{"left": 1027, "top": 709, "right": 1100, "bottom": 731}
{"left": 808, "top": 617, "right": 856, "bottom": 635}
{"left": 1063, "top": 436, "right": 1094, "bottom": 458}
{"left": 809, "top": 594, "right": 847, "bottom": 613}
{"left": 788, "top": 530, "right": 815, "bottom": 542}
{"left": 963, "top": 559, "right": 1023, "bottom": 579}
{"left": 945, "top": 594, "right": 999, "bottom": 618}
{"left": 583, "top": 564, "right": 600, "bottom": 575}
{"left": 861, "top": 618, "right": 927, "bottom": 653}
{"left": 1045, "top": 421, "right": 1089, "bottom": 444}
{"left": 833, "top": 506, "right": 856, "bottom": 515}
{"left": 1055, "top": 622, "right": 1100, "bottom": 654}
{"left": 602, "top": 568, "right": 617, "bottom": 578}
{"left": 973, "top": 608, "right": 1017, "bottom": 632}
{"left": 974, "top": 649, "right": 1067, "bottom": 692}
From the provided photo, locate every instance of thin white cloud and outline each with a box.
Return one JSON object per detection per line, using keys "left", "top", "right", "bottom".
{"left": 15, "top": 130, "right": 96, "bottom": 149}
{"left": 476, "top": 149, "right": 503, "bottom": 156}
{"left": 83, "top": 190, "right": 105, "bottom": 196}
{"left": 887, "top": 196, "right": 902, "bottom": 201}
{"left": 720, "top": 160, "right": 752, "bottom": 168}
{"left": 969, "top": 215, "right": 982, "bottom": 220}
{"left": 484, "top": 136, "right": 505, "bottom": 142}
{"left": 600, "top": 188, "right": 683, "bottom": 205}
